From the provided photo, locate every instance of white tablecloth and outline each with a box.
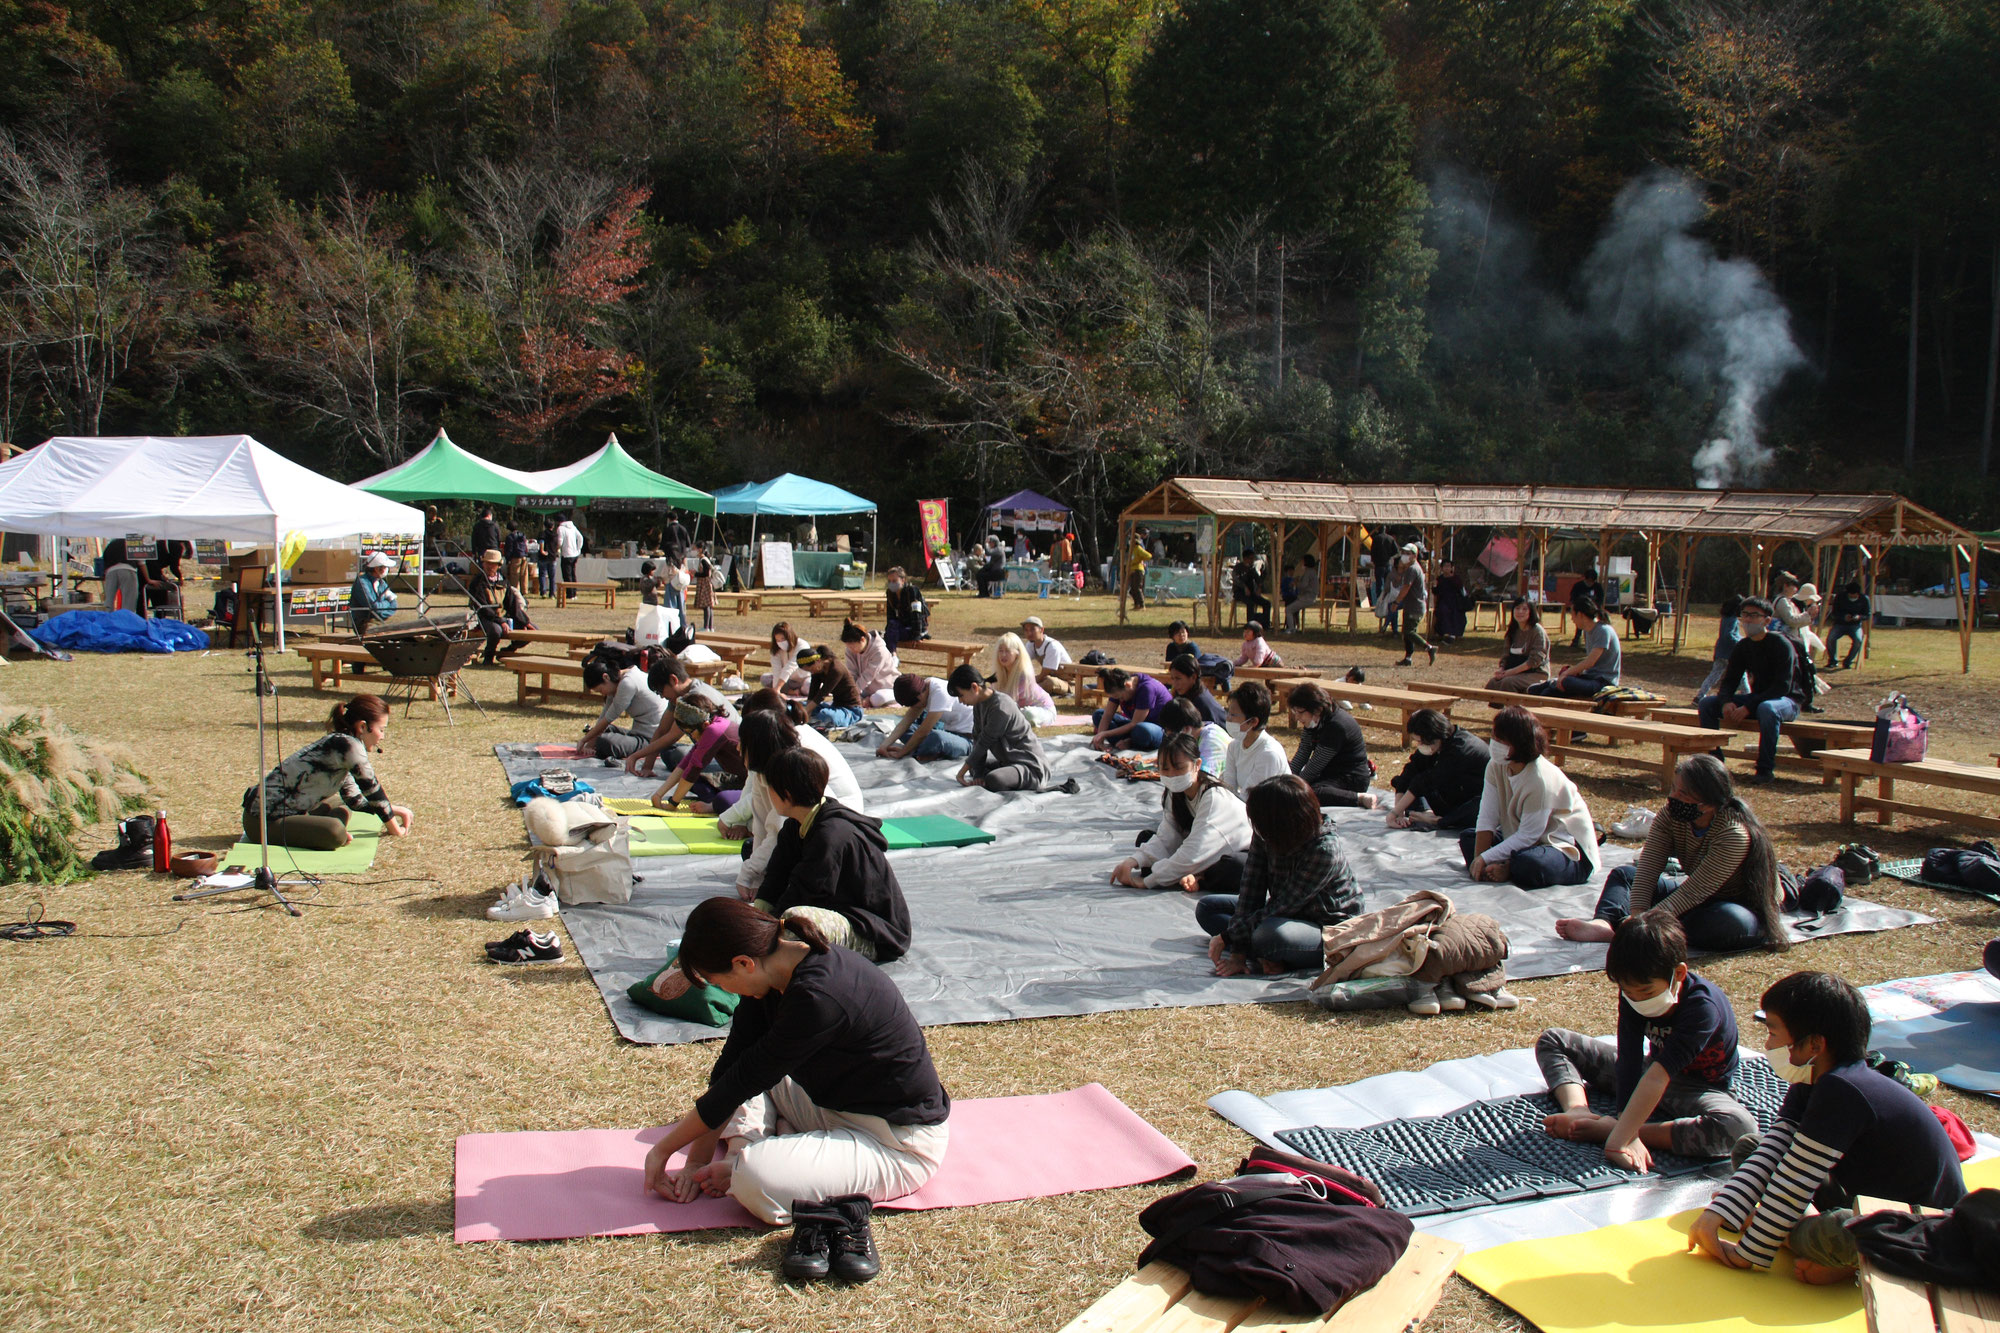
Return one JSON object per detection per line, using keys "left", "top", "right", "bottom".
{"left": 1873, "top": 594, "right": 1961, "bottom": 624}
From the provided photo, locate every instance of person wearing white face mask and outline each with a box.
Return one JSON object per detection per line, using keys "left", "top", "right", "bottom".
{"left": 1691, "top": 971, "right": 1965, "bottom": 1286}
{"left": 1385, "top": 709, "right": 1489, "bottom": 831}
{"left": 1534, "top": 910, "right": 1755, "bottom": 1172}
{"left": 1109, "top": 733, "right": 1251, "bottom": 892}
{"left": 1222, "top": 682, "right": 1290, "bottom": 799}
{"left": 1695, "top": 598, "right": 1805, "bottom": 785}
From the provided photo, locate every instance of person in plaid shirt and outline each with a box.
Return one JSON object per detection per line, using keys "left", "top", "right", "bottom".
{"left": 1195, "top": 775, "right": 1362, "bottom": 976}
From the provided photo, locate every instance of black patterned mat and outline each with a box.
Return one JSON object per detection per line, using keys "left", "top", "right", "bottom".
{"left": 1275, "top": 1056, "right": 1787, "bottom": 1217}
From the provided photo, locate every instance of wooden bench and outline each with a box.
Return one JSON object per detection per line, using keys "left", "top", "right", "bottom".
{"left": 555, "top": 580, "right": 617, "bottom": 610}
{"left": 805, "top": 591, "right": 885, "bottom": 619}
{"left": 1822, "top": 749, "right": 2000, "bottom": 836}
{"left": 1652, "top": 707, "right": 1872, "bottom": 784}
{"left": 1057, "top": 1232, "right": 1462, "bottom": 1333}
{"left": 712, "top": 590, "right": 763, "bottom": 616}
{"left": 894, "top": 636, "right": 985, "bottom": 672}
{"left": 500, "top": 655, "right": 595, "bottom": 706}
{"left": 298, "top": 644, "right": 381, "bottom": 689}
{"left": 1858, "top": 1194, "right": 1998, "bottom": 1333}
{"left": 1268, "top": 678, "right": 1458, "bottom": 746}
{"left": 1517, "top": 705, "right": 1734, "bottom": 791}
{"left": 1414, "top": 680, "right": 1661, "bottom": 717}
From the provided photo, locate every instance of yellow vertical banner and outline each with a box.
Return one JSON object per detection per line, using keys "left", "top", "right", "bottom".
{"left": 918, "top": 499, "right": 950, "bottom": 568}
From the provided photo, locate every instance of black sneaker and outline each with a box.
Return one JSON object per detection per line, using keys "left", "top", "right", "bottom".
{"left": 824, "top": 1195, "right": 881, "bottom": 1282}
{"left": 782, "top": 1217, "right": 832, "bottom": 1282}
{"left": 487, "top": 930, "right": 563, "bottom": 963}
{"left": 90, "top": 814, "right": 155, "bottom": 871}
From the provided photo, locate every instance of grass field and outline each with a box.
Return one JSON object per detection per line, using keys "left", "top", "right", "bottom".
{"left": 3, "top": 588, "right": 1996, "bottom": 1333}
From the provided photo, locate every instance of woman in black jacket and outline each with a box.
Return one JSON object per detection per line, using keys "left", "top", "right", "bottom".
{"left": 1385, "top": 709, "right": 1490, "bottom": 830}
{"left": 1285, "top": 683, "right": 1377, "bottom": 808}
{"left": 753, "top": 747, "right": 911, "bottom": 961}
{"left": 641, "top": 897, "right": 950, "bottom": 1231}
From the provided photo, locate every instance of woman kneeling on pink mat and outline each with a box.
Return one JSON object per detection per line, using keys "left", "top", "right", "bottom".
{"left": 641, "top": 897, "right": 950, "bottom": 1278}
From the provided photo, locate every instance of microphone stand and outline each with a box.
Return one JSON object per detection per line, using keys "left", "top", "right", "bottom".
{"left": 177, "top": 624, "right": 304, "bottom": 915}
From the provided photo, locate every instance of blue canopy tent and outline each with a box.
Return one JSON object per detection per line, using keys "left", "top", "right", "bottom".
{"left": 712, "top": 473, "right": 877, "bottom": 588}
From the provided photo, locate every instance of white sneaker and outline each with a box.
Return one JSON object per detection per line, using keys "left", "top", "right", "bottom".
{"left": 485, "top": 883, "right": 524, "bottom": 919}
{"left": 489, "top": 888, "right": 558, "bottom": 921}
{"left": 1406, "top": 982, "right": 1442, "bottom": 1016}
{"left": 1468, "top": 987, "right": 1520, "bottom": 1011}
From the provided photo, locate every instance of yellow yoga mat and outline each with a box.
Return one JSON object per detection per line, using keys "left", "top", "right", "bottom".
{"left": 1457, "top": 1157, "right": 2000, "bottom": 1333}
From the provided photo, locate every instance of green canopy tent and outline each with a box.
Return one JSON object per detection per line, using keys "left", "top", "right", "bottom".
{"left": 355, "top": 430, "right": 548, "bottom": 506}
{"left": 535, "top": 435, "right": 716, "bottom": 515}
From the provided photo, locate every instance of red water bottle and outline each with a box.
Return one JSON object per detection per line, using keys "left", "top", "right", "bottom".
{"left": 152, "top": 808, "right": 171, "bottom": 872}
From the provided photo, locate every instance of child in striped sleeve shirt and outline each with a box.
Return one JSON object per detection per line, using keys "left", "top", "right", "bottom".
{"left": 1689, "top": 971, "right": 1964, "bottom": 1284}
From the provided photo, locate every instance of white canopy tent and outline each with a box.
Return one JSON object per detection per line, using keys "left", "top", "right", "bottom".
{"left": 0, "top": 434, "right": 425, "bottom": 650}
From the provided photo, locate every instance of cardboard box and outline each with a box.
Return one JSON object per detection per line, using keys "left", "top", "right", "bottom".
{"left": 290, "top": 549, "right": 355, "bottom": 586}
{"left": 228, "top": 546, "right": 276, "bottom": 568}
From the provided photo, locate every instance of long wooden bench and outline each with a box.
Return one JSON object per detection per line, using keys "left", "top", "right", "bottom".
{"left": 505, "top": 628, "right": 614, "bottom": 651}
{"left": 1858, "top": 1194, "right": 1998, "bottom": 1333}
{"left": 805, "top": 591, "right": 886, "bottom": 619}
{"left": 555, "top": 580, "right": 617, "bottom": 609}
{"left": 1057, "top": 1232, "right": 1462, "bottom": 1333}
{"left": 1821, "top": 748, "right": 2000, "bottom": 836}
{"left": 501, "top": 655, "right": 594, "bottom": 706}
{"left": 1268, "top": 677, "right": 1458, "bottom": 746}
{"left": 1414, "top": 680, "right": 1660, "bottom": 717}
{"left": 712, "top": 590, "right": 763, "bottom": 615}
{"left": 1515, "top": 705, "right": 1734, "bottom": 791}
{"left": 894, "top": 635, "right": 984, "bottom": 672}
{"left": 298, "top": 644, "right": 381, "bottom": 689}
{"left": 1652, "top": 706, "right": 1872, "bottom": 784}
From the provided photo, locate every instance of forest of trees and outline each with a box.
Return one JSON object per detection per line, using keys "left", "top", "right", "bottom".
{"left": 2, "top": 0, "right": 1997, "bottom": 560}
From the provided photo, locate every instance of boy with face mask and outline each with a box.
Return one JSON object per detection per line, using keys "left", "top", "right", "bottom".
{"left": 1690, "top": 971, "right": 1965, "bottom": 1285}
{"left": 1696, "top": 597, "right": 1803, "bottom": 784}
{"left": 1534, "top": 911, "right": 1756, "bottom": 1172}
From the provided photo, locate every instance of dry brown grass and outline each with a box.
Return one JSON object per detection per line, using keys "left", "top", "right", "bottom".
{"left": 1, "top": 590, "right": 1995, "bottom": 1332}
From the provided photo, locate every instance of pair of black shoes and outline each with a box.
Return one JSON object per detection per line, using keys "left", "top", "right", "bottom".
{"left": 781, "top": 1194, "right": 880, "bottom": 1283}
{"left": 91, "top": 815, "right": 155, "bottom": 871}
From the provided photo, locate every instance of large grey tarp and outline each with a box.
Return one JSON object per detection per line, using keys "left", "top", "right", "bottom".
{"left": 494, "top": 739, "right": 1931, "bottom": 1046}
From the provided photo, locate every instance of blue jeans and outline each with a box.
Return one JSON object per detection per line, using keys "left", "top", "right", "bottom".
{"left": 1697, "top": 692, "right": 1799, "bottom": 776}
{"left": 911, "top": 711, "right": 972, "bottom": 760}
{"left": 1459, "top": 828, "right": 1593, "bottom": 889}
{"left": 1530, "top": 673, "right": 1611, "bottom": 699}
{"left": 812, "top": 704, "right": 864, "bottom": 730}
{"left": 1090, "top": 709, "right": 1165, "bottom": 751}
{"left": 1826, "top": 623, "right": 1864, "bottom": 666}
{"left": 1593, "top": 865, "right": 1765, "bottom": 951}
{"left": 537, "top": 558, "right": 557, "bottom": 596}
{"left": 1194, "top": 895, "right": 1325, "bottom": 971}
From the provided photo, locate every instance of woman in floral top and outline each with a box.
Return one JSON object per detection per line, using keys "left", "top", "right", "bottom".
{"left": 242, "top": 695, "right": 414, "bottom": 849}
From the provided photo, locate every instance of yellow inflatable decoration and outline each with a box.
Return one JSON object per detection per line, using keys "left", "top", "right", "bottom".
{"left": 278, "top": 531, "right": 307, "bottom": 571}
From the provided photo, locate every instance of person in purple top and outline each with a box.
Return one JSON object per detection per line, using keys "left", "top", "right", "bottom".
{"left": 1089, "top": 668, "right": 1170, "bottom": 751}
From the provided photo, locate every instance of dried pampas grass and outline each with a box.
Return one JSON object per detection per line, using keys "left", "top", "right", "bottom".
{"left": 0, "top": 701, "right": 152, "bottom": 884}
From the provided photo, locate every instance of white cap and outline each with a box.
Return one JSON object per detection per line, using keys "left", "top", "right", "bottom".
{"left": 1021, "top": 615, "right": 1043, "bottom": 628}
{"left": 363, "top": 551, "right": 393, "bottom": 569}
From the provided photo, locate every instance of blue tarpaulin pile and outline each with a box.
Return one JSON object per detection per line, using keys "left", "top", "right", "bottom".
{"left": 31, "top": 610, "right": 210, "bottom": 654}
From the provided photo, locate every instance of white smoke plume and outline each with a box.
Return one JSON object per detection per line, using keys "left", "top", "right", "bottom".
{"left": 1580, "top": 170, "right": 1806, "bottom": 488}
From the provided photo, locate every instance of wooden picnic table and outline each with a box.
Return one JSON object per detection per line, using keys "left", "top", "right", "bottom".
{"left": 504, "top": 627, "right": 615, "bottom": 651}
{"left": 804, "top": 591, "right": 886, "bottom": 619}
{"left": 555, "top": 580, "right": 617, "bottom": 609}
{"left": 501, "top": 654, "right": 595, "bottom": 706}
{"left": 1821, "top": 748, "right": 2000, "bottom": 836}
{"left": 297, "top": 642, "right": 463, "bottom": 702}
{"left": 712, "top": 591, "right": 763, "bottom": 615}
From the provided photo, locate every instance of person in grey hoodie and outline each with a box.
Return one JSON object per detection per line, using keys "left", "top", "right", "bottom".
{"left": 947, "top": 663, "right": 1076, "bottom": 794}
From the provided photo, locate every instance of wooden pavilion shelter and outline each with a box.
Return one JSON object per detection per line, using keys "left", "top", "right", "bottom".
{"left": 1116, "top": 479, "right": 1987, "bottom": 671}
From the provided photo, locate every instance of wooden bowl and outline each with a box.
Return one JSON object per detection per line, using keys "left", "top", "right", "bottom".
{"left": 170, "top": 850, "right": 218, "bottom": 879}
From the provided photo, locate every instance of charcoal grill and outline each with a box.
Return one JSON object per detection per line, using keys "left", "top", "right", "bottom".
{"left": 358, "top": 616, "right": 487, "bottom": 722}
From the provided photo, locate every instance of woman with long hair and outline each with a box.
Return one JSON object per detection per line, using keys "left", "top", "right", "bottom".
{"left": 763, "top": 621, "right": 811, "bottom": 696}
{"left": 1461, "top": 706, "right": 1597, "bottom": 888}
{"left": 1557, "top": 755, "right": 1786, "bottom": 951}
{"left": 1488, "top": 598, "right": 1551, "bottom": 692}
{"left": 991, "top": 631, "right": 1057, "bottom": 726}
{"left": 640, "top": 898, "right": 950, "bottom": 1242}
{"left": 244, "top": 694, "right": 413, "bottom": 848}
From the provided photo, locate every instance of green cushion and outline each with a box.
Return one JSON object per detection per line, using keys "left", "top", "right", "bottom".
{"left": 880, "top": 814, "right": 995, "bottom": 850}
{"left": 626, "top": 952, "right": 739, "bottom": 1026}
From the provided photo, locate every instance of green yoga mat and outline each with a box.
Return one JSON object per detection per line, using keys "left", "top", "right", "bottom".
{"left": 223, "top": 812, "right": 384, "bottom": 874}
{"left": 880, "top": 815, "right": 994, "bottom": 850}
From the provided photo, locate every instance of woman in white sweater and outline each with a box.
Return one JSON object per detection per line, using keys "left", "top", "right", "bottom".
{"left": 761, "top": 621, "right": 811, "bottom": 697}
{"left": 1110, "top": 733, "right": 1253, "bottom": 893}
{"left": 721, "top": 699, "right": 864, "bottom": 900}
{"left": 1460, "top": 705, "right": 1598, "bottom": 889}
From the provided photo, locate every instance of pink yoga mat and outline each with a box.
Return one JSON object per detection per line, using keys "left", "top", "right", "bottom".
{"left": 453, "top": 1083, "right": 1195, "bottom": 1243}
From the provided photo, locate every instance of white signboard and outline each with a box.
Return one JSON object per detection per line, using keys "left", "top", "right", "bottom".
{"left": 760, "top": 541, "right": 796, "bottom": 589}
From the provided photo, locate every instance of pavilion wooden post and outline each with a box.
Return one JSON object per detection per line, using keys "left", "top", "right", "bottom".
{"left": 1968, "top": 543, "right": 1981, "bottom": 673}
{"left": 1314, "top": 524, "right": 1329, "bottom": 628}
{"left": 1862, "top": 544, "right": 1878, "bottom": 663}
{"left": 1115, "top": 515, "right": 1131, "bottom": 624}
{"left": 1516, "top": 524, "right": 1529, "bottom": 600}
{"left": 1347, "top": 524, "right": 1361, "bottom": 631}
{"left": 1952, "top": 542, "right": 1973, "bottom": 673}
{"left": 1274, "top": 519, "right": 1289, "bottom": 632}
{"left": 1209, "top": 520, "right": 1235, "bottom": 633}
{"left": 1671, "top": 534, "right": 1699, "bottom": 652}
{"left": 1536, "top": 529, "right": 1548, "bottom": 609}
